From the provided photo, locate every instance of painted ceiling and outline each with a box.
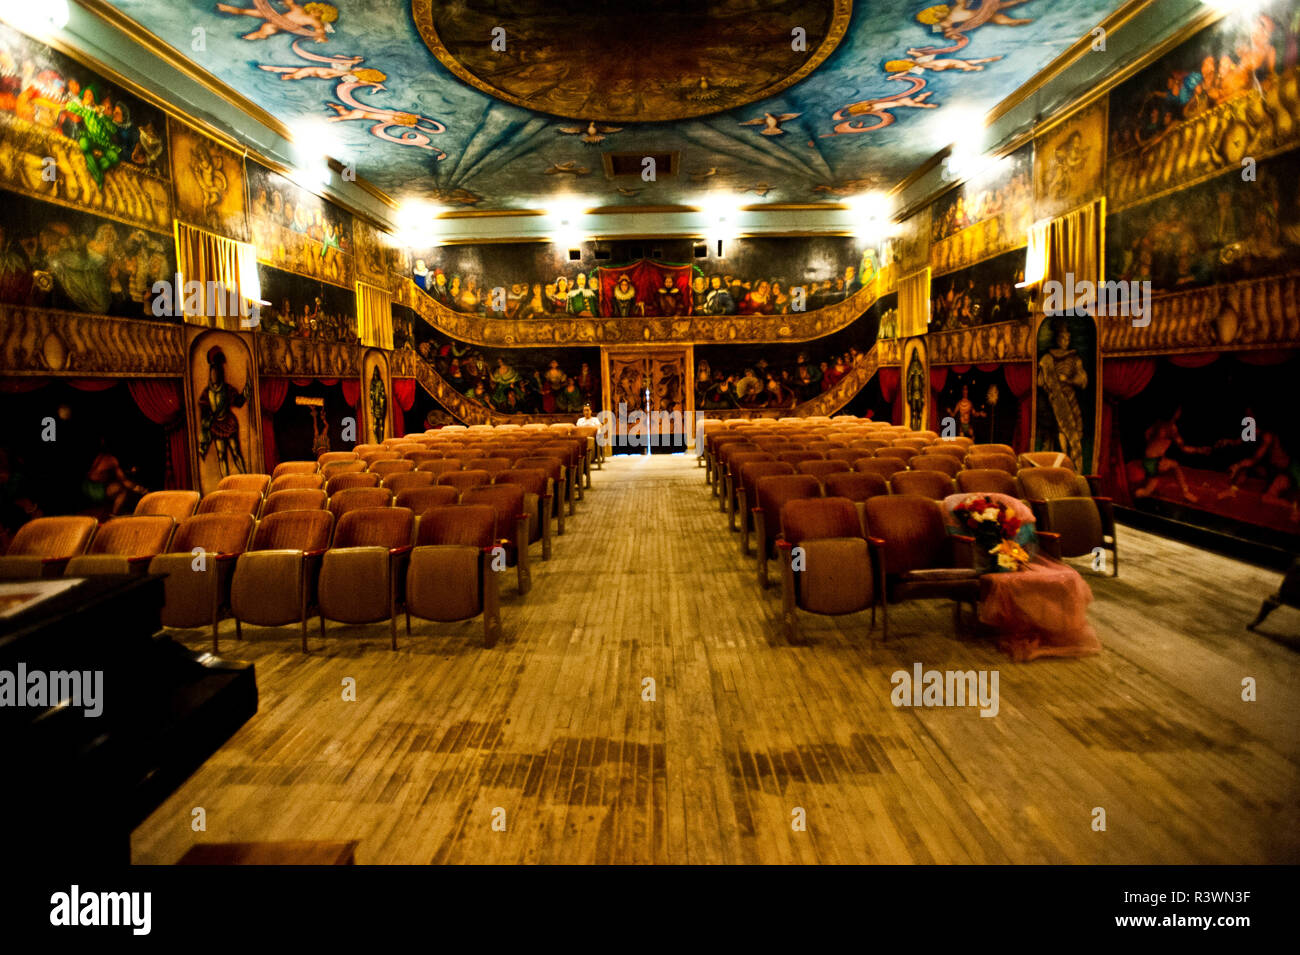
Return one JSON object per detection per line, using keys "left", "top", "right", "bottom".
{"left": 108, "top": 0, "right": 1126, "bottom": 209}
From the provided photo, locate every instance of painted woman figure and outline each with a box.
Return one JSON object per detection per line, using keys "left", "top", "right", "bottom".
{"left": 1037, "top": 319, "right": 1088, "bottom": 466}
{"left": 490, "top": 357, "right": 521, "bottom": 409}
{"left": 548, "top": 276, "right": 570, "bottom": 313}
{"left": 369, "top": 365, "right": 387, "bottom": 443}
{"left": 612, "top": 275, "right": 640, "bottom": 316}
{"left": 654, "top": 274, "right": 682, "bottom": 316}
{"left": 198, "top": 345, "right": 251, "bottom": 477}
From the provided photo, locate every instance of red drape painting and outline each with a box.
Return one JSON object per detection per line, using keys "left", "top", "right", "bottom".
{"left": 259, "top": 379, "right": 290, "bottom": 473}
{"left": 598, "top": 261, "right": 695, "bottom": 317}
{"left": 391, "top": 378, "right": 416, "bottom": 438}
{"left": 127, "top": 379, "right": 190, "bottom": 491}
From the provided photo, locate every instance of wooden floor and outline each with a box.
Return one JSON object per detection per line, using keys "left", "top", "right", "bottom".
{"left": 134, "top": 454, "right": 1300, "bottom": 864}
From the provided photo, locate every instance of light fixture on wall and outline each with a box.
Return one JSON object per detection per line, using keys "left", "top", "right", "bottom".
{"left": 940, "top": 106, "right": 998, "bottom": 183}
{"left": 0, "top": 0, "right": 70, "bottom": 34}
{"left": 699, "top": 193, "right": 739, "bottom": 246}
{"left": 289, "top": 118, "right": 340, "bottom": 191}
{"left": 547, "top": 197, "right": 586, "bottom": 248}
{"left": 393, "top": 199, "right": 441, "bottom": 249}
{"left": 847, "top": 192, "right": 897, "bottom": 244}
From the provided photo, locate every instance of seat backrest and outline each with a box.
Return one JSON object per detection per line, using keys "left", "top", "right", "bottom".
{"left": 891, "top": 438, "right": 929, "bottom": 451}
{"left": 727, "top": 452, "right": 774, "bottom": 475}
{"left": 515, "top": 456, "right": 563, "bottom": 482}
{"left": 416, "top": 504, "right": 497, "bottom": 548}
{"left": 922, "top": 444, "right": 968, "bottom": 461}
{"left": 134, "top": 490, "right": 200, "bottom": 522}
{"left": 383, "top": 471, "right": 435, "bottom": 495}
{"left": 494, "top": 468, "right": 548, "bottom": 497}
{"left": 795, "top": 460, "right": 852, "bottom": 482}
{"left": 321, "top": 460, "right": 366, "bottom": 477}
{"left": 970, "top": 443, "right": 1014, "bottom": 457}
{"left": 217, "top": 474, "right": 270, "bottom": 496}
{"left": 417, "top": 459, "right": 463, "bottom": 475}
{"left": 317, "top": 451, "right": 359, "bottom": 465}
{"left": 462, "top": 485, "right": 526, "bottom": 541}
{"left": 466, "top": 458, "right": 512, "bottom": 474}
{"left": 369, "top": 459, "right": 415, "bottom": 477}
{"left": 956, "top": 469, "right": 1019, "bottom": 496}
{"left": 1016, "top": 466, "right": 1090, "bottom": 501}
{"left": 776, "top": 451, "right": 825, "bottom": 466}
{"left": 252, "top": 509, "right": 334, "bottom": 552}
{"left": 909, "top": 454, "right": 962, "bottom": 477}
{"left": 889, "top": 469, "right": 956, "bottom": 500}
{"left": 755, "top": 474, "right": 822, "bottom": 532}
{"left": 326, "top": 472, "right": 381, "bottom": 495}
{"left": 171, "top": 512, "right": 254, "bottom": 555}
{"left": 334, "top": 506, "right": 414, "bottom": 549}
{"left": 438, "top": 470, "right": 492, "bottom": 494}
{"left": 931, "top": 437, "right": 973, "bottom": 451}
{"left": 864, "top": 496, "right": 948, "bottom": 574}
{"left": 396, "top": 486, "right": 460, "bottom": 512}
{"left": 197, "top": 490, "right": 263, "bottom": 516}
{"left": 86, "top": 515, "right": 174, "bottom": 557}
{"left": 271, "top": 461, "right": 319, "bottom": 478}
{"left": 853, "top": 458, "right": 908, "bottom": 479}
{"left": 738, "top": 461, "right": 796, "bottom": 500}
{"left": 1018, "top": 451, "right": 1077, "bottom": 471}
{"left": 826, "top": 448, "right": 863, "bottom": 463}
{"left": 5, "top": 516, "right": 98, "bottom": 558}
{"left": 875, "top": 446, "right": 918, "bottom": 463}
{"left": 824, "top": 471, "right": 889, "bottom": 502}
{"left": 965, "top": 452, "right": 1017, "bottom": 474}
{"left": 781, "top": 496, "right": 864, "bottom": 545}
{"left": 327, "top": 487, "right": 393, "bottom": 519}
{"left": 270, "top": 473, "right": 325, "bottom": 492}
{"left": 404, "top": 451, "right": 443, "bottom": 466}
{"left": 359, "top": 450, "right": 400, "bottom": 464}
{"left": 261, "top": 489, "right": 328, "bottom": 515}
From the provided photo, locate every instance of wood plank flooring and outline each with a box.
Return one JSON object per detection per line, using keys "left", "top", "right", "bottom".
{"left": 133, "top": 454, "right": 1300, "bottom": 864}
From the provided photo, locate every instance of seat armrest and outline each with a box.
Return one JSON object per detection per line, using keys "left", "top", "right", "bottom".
{"left": 1036, "top": 530, "right": 1062, "bottom": 561}
{"left": 389, "top": 545, "right": 414, "bottom": 556}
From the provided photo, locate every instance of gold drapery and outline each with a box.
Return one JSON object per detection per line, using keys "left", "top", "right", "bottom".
{"left": 356, "top": 281, "right": 394, "bottom": 349}
{"left": 1044, "top": 199, "right": 1104, "bottom": 309}
{"left": 173, "top": 221, "right": 260, "bottom": 329}
{"left": 897, "top": 267, "right": 930, "bottom": 339}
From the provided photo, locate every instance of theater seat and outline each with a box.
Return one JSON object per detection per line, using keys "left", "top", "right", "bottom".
{"left": 270, "top": 473, "right": 326, "bottom": 493}
{"left": 875, "top": 446, "right": 918, "bottom": 463}
{"left": 149, "top": 512, "right": 255, "bottom": 650}
{"left": 736, "top": 461, "right": 796, "bottom": 554}
{"left": 217, "top": 474, "right": 270, "bottom": 497}
{"left": 382, "top": 471, "right": 435, "bottom": 495}
{"left": 754, "top": 474, "right": 822, "bottom": 589}
{"left": 317, "top": 451, "right": 359, "bottom": 466}
{"left": 956, "top": 469, "right": 1018, "bottom": 496}
{"left": 325, "top": 472, "right": 381, "bottom": 496}
{"left": 890, "top": 469, "right": 957, "bottom": 500}
{"left": 1016, "top": 467, "right": 1117, "bottom": 575}
{"left": 515, "top": 457, "right": 566, "bottom": 535}
{"left": 909, "top": 454, "right": 962, "bottom": 477}
{"left": 198, "top": 490, "right": 263, "bottom": 517}
{"left": 328, "top": 487, "right": 393, "bottom": 521}
{"left": 416, "top": 459, "right": 463, "bottom": 477}
{"left": 0, "top": 516, "right": 99, "bottom": 579}
{"left": 1018, "top": 451, "right": 1077, "bottom": 471}
{"left": 823, "top": 471, "right": 890, "bottom": 533}
{"left": 494, "top": 469, "right": 553, "bottom": 560}
{"left": 261, "top": 489, "right": 328, "bottom": 516}
{"left": 317, "top": 507, "right": 415, "bottom": 650}
{"left": 777, "top": 496, "right": 877, "bottom": 642}
{"left": 369, "top": 459, "right": 414, "bottom": 478}
{"left": 462, "top": 484, "right": 531, "bottom": 595}
{"left": 272, "top": 461, "right": 319, "bottom": 478}
{"left": 405, "top": 505, "right": 503, "bottom": 648}
{"left": 230, "top": 509, "right": 335, "bottom": 650}
{"left": 796, "top": 459, "right": 852, "bottom": 490}
{"left": 134, "top": 490, "right": 200, "bottom": 523}
{"left": 853, "top": 458, "right": 908, "bottom": 481}
{"left": 64, "top": 515, "right": 176, "bottom": 576}
{"left": 438, "top": 469, "right": 492, "bottom": 498}
{"left": 321, "top": 459, "right": 366, "bottom": 478}
{"left": 395, "top": 485, "right": 460, "bottom": 513}
{"left": 965, "top": 452, "right": 1017, "bottom": 474}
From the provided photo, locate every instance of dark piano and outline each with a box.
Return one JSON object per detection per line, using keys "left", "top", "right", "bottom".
{"left": 0, "top": 574, "right": 257, "bottom": 865}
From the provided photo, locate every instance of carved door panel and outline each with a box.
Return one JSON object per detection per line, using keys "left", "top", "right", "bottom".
{"left": 605, "top": 348, "right": 690, "bottom": 442}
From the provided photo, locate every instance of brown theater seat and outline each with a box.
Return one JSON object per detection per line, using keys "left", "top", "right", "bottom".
{"left": 1016, "top": 467, "right": 1118, "bottom": 575}
{"left": 134, "top": 490, "right": 200, "bottom": 523}
{"left": 875, "top": 446, "right": 918, "bottom": 463}
{"left": 317, "top": 507, "right": 415, "bottom": 650}
{"left": 270, "top": 473, "right": 325, "bottom": 493}
{"left": 321, "top": 459, "right": 366, "bottom": 478}
{"left": 494, "top": 469, "right": 553, "bottom": 560}
{"left": 923, "top": 444, "right": 968, "bottom": 461}
{"left": 326, "top": 472, "right": 381, "bottom": 495}
{"left": 272, "top": 461, "right": 319, "bottom": 478}
{"left": 515, "top": 457, "right": 566, "bottom": 535}
{"left": 724, "top": 452, "right": 775, "bottom": 523}
{"left": 438, "top": 469, "right": 492, "bottom": 497}
{"left": 462, "top": 484, "right": 531, "bottom": 595}
{"left": 965, "top": 452, "right": 1017, "bottom": 474}
{"left": 736, "top": 461, "right": 796, "bottom": 554}
{"left": 969, "top": 443, "right": 1014, "bottom": 457}
{"left": 405, "top": 505, "right": 503, "bottom": 647}
{"left": 776, "top": 496, "right": 877, "bottom": 642}
{"left": 150, "top": 512, "right": 255, "bottom": 650}
{"left": 909, "top": 454, "right": 962, "bottom": 477}
{"left": 466, "top": 458, "right": 512, "bottom": 475}
{"left": 754, "top": 474, "right": 822, "bottom": 589}
{"left": 416, "top": 459, "right": 463, "bottom": 476}
{"left": 369, "top": 459, "right": 414, "bottom": 478}
{"left": 383, "top": 471, "right": 435, "bottom": 495}
{"left": 328, "top": 487, "right": 393, "bottom": 520}
{"left": 198, "top": 490, "right": 263, "bottom": 517}
{"left": 230, "top": 509, "right": 335, "bottom": 650}
{"left": 889, "top": 469, "right": 956, "bottom": 500}
{"left": 0, "top": 516, "right": 99, "bottom": 579}
{"left": 64, "top": 515, "right": 176, "bottom": 576}
{"left": 1018, "top": 451, "right": 1077, "bottom": 471}
{"left": 956, "top": 469, "right": 1019, "bottom": 496}
{"left": 261, "top": 489, "right": 328, "bottom": 516}
{"left": 395, "top": 485, "right": 460, "bottom": 513}
{"left": 217, "top": 474, "right": 270, "bottom": 497}
{"left": 824, "top": 471, "right": 890, "bottom": 532}
{"left": 318, "top": 451, "right": 360, "bottom": 465}
{"left": 796, "top": 459, "right": 852, "bottom": 490}
{"left": 853, "top": 458, "right": 908, "bottom": 480}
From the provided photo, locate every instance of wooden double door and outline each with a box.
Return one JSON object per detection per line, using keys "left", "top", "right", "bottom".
{"left": 603, "top": 348, "right": 691, "bottom": 446}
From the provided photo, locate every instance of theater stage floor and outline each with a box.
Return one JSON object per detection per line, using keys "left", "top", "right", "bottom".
{"left": 133, "top": 454, "right": 1300, "bottom": 864}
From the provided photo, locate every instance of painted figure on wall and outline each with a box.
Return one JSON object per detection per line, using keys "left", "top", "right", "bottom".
{"left": 198, "top": 345, "right": 251, "bottom": 477}
{"left": 1037, "top": 317, "right": 1089, "bottom": 467}
{"left": 310, "top": 405, "right": 330, "bottom": 456}
{"left": 83, "top": 437, "right": 148, "bottom": 516}
{"left": 905, "top": 346, "right": 927, "bottom": 431}
{"left": 369, "top": 364, "right": 387, "bottom": 443}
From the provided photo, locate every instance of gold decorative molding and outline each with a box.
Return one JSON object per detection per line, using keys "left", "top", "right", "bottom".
{"left": 413, "top": 357, "right": 490, "bottom": 425}
{"left": 398, "top": 277, "right": 879, "bottom": 347}
{"left": 389, "top": 347, "right": 418, "bottom": 379}
{"left": 927, "top": 320, "right": 1033, "bottom": 366}
{"left": 0, "top": 304, "right": 185, "bottom": 375}
{"left": 876, "top": 338, "right": 902, "bottom": 367}
{"left": 254, "top": 333, "right": 360, "bottom": 379}
{"left": 1098, "top": 271, "right": 1300, "bottom": 355}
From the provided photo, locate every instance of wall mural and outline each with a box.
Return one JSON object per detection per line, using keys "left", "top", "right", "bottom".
{"left": 0, "top": 190, "right": 175, "bottom": 320}
{"left": 361, "top": 347, "right": 390, "bottom": 443}
{"left": 929, "top": 143, "right": 1032, "bottom": 275}
{"left": 902, "top": 335, "right": 928, "bottom": 431}
{"left": 1106, "top": 146, "right": 1300, "bottom": 293}
{"left": 189, "top": 329, "right": 259, "bottom": 493}
{"left": 415, "top": 323, "right": 601, "bottom": 416}
{"left": 933, "top": 364, "right": 1020, "bottom": 448}
{"left": 1034, "top": 313, "right": 1098, "bottom": 472}
{"left": 0, "top": 22, "right": 171, "bottom": 231}
{"left": 1107, "top": 2, "right": 1300, "bottom": 211}
{"left": 247, "top": 159, "right": 353, "bottom": 286}
{"left": 256, "top": 263, "right": 359, "bottom": 343}
{"left": 694, "top": 307, "right": 880, "bottom": 410}
{"left": 169, "top": 119, "right": 248, "bottom": 240}
{"left": 353, "top": 216, "right": 397, "bottom": 287}
{"left": 1033, "top": 99, "right": 1106, "bottom": 221}
{"left": 1110, "top": 352, "right": 1300, "bottom": 547}
{"left": 928, "top": 245, "right": 1031, "bottom": 332}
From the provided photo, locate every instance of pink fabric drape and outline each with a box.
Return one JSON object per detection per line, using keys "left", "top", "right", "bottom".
{"left": 391, "top": 378, "right": 416, "bottom": 438}
{"left": 1003, "top": 363, "right": 1034, "bottom": 453}
{"left": 1098, "top": 357, "right": 1157, "bottom": 502}
{"left": 979, "top": 556, "right": 1102, "bottom": 661}
{"left": 127, "top": 379, "right": 190, "bottom": 491}
{"left": 259, "top": 379, "right": 290, "bottom": 473}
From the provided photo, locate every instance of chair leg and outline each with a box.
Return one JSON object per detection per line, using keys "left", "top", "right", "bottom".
{"left": 390, "top": 614, "right": 397, "bottom": 651}
{"left": 1247, "top": 595, "right": 1280, "bottom": 631}
{"left": 405, "top": 609, "right": 412, "bottom": 636}
{"left": 235, "top": 617, "right": 242, "bottom": 640}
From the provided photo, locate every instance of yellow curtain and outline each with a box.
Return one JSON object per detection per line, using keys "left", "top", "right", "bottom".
{"left": 897, "top": 267, "right": 930, "bottom": 338}
{"left": 356, "top": 281, "right": 394, "bottom": 349}
{"left": 1044, "top": 199, "right": 1103, "bottom": 310}
{"left": 174, "top": 221, "right": 260, "bottom": 330}
{"left": 1022, "top": 218, "right": 1050, "bottom": 288}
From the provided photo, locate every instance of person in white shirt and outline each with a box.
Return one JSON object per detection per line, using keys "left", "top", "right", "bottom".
{"left": 576, "top": 404, "right": 601, "bottom": 428}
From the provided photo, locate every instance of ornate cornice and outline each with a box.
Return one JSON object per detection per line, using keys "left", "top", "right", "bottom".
{"left": 927, "top": 320, "right": 1034, "bottom": 365}
{"left": 398, "top": 277, "right": 879, "bottom": 347}
{"left": 0, "top": 305, "right": 184, "bottom": 376}
{"left": 876, "top": 338, "right": 903, "bottom": 367}
{"left": 1099, "top": 271, "right": 1300, "bottom": 356}
{"left": 254, "top": 333, "right": 361, "bottom": 379}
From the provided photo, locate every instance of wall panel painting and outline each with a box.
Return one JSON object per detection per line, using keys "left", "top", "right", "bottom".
{"left": 929, "top": 247, "right": 1031, "bottom": 333}
{"left": 169, "top": 119, "right": 247, "bottom": 241}
{"left": 932, "top": 365, "right": 1020, "bottom": 450}
{"left": 188, "top": 329, "right": 259, "bottom": 494}
{"left": 361, "top": 348, "right": 391, "bottom": 444}
{"left": 902, "top": 336, "right": 928, "bottom": 433}
{"left": 247, "top": 160, "right": 353, "bottom": 287}
{"left": 256, "top": 264, "right": 359, "bottom": 344}
{"left": 929, "top": 144, "right": 1032, "bottom": 276}
{"left": 0, "top": 23, "right": 171, "bottom": 232}
{"left": 1034, "top": 313, "right": 1099, "bottom": 473}
{"left": 1034, "top": 100, "right": 1107, "bottom": 221}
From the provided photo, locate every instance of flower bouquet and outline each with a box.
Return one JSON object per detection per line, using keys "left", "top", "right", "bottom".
{"left": 951, "top": 495, "right": 1030, "bottom": 573}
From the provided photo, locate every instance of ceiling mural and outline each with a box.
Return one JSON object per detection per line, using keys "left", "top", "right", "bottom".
{"left": 106, "top": 0, "right": 1125, "bottom": 209}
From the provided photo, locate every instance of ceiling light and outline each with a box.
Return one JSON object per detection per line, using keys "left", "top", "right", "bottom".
{"left": 394, "top": 199, "right": 441, "bottom": 248}
{"left": 847, "top": 192, "right": 895, "bottom": 242}
{"left": 699, "top": 194, "right": 740, "bottom": 242}
{"left": 0, "top": 0, "right": 69, "bottom": 34}
{"left": 547, "top": 197, "right": 586, "bottom": 247}
{"left": 290, "top": 118, "right": 340, "bottom": 190}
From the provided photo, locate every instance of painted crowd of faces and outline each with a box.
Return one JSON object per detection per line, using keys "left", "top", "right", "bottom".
{"left": 255, "top": 264, "right": 359, "bottom": 344}
{"left": 1107, "top": 147, "right": 1300, "bottom": 292}
{"left": 1108, "top": 3, "right": 1298, "bottom": 156}
{"left": 929, "top": 248, "right": 1032, "bottom": 332}
{"left": 929, "top": 147, "right": 1033, "bottom": 245}
{"left": 411, "top": 262, "right": 869, "bottom": 318}
{"left": 0, "top": 23, "right": 169, "bottom": 184}
{"left": 247, "top": 161, "right": 354, "bottom": 287}
{"left": 0, "top": 191, "right": 175, "bottom": 319}
{"left": 416, "top": 327, "right": 601, "bottom": 416}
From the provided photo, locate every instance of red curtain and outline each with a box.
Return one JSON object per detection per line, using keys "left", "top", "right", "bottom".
{"left": 391, "top": 378, "right": 416, "bottom": 438}
{"left": 1098, "top": 357, "right": 1157, "bottom": 502}
{"left": 1003, "top": 363, "right": 1034, "bottom": 454}
{"left": 126, "top": 379, "right": 190, "bottom": 491}
{"left": 341, "top": 379, "right": 360, "bottom": 409}
{"left": 598, "top": 261, "right": 694, "bottom": 316}
{"left": 878, "top": 367, "right": 903, "bottom": 425}
{"left": 1167, "top": 352, "right": 1219, "bottom": 369}
{"left": 259, "top": 379, "right": 290, "bottom": 472}
{"left": 928, "top": 366, "right": 949, "bottom": 431}
{"left": 68, "top": 379, "right": 118, "bottom": 391}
